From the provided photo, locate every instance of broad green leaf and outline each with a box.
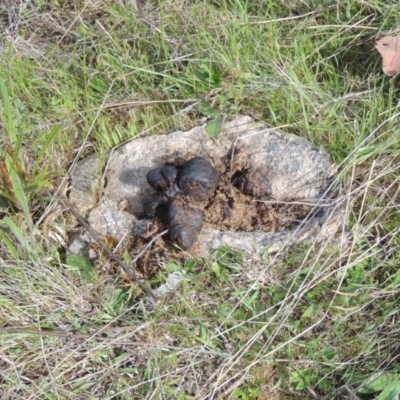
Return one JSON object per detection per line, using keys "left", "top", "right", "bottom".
{"left": 65, "top": 254, "right": 95, "bottom": 281}
{"left": 90, "top": 77, "right": 109, "bottom": 93}
{"left": 197, "top": 100, "right": 217, "bottom": 117}
{"left": 318, "top": 378, "right": 332, "bottom": 391}
{"left": 358, "top": 373, "right": 400, "bottom": 394}
{"left": 301, "top": 304, "right": 317, "bottom": 319}
{"left": 333, "top": 294, "right": 349, "bottom": 306}
{"left": 211, "top": 262, "right": 221, "bottom": 275}
{"left": 166, "top": 263, "right": 182, "bottom": 272}
{"left": 231, "top": 388, "right": 246, "bottom": 398}
{"left": 205, "top": 117, "right": 223, "bottom": 139}
{"left": 23, "top": 183, "right": 40, "bottom": 194}
{"left": 193, "top": 68, "right": 210, "bottom": 84}
{"left": 211, "top": 71, "right": 222, "bottom": 86}
{"left": 199, "top": 325, "right": 207, "bottom": 342}
{"left": 378, "top": 381, "right": 400, "bottom": 400}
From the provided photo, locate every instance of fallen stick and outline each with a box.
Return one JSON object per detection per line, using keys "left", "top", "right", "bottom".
{"left": 61, "top": 196, "right": 159, "bottom": 301}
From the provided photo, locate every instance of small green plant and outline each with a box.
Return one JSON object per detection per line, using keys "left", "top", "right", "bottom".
{"left": 0, "top": 77, "right": 57, "bottom": 211}
{"left": 231, "top": 384, "right": 262, "bottom": 399}
{"left": 197, "top": 99, "right": 224, "bottom": 139}
{"left": 64, "top": 254, "right": 96, "bottom": 281}
{"left": 194, "top": 67, "right": 238, "bottom": 139}
{"left": 358, "top": 373, "right": 400, "bottom": 399}
{"left": 210, "top": 247, "right": 243, "bottom": 279}
{"left": 289, "top": 367, "right": 318, "bottom": 391}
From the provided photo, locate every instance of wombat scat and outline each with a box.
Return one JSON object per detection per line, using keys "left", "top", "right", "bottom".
{"left": 143, "top": 197, "right": 170, "bottom": 218}
{"left": 237, "top": 169, "right": 272, "bottom": 198}
{"left": 178, "top": 157, "right": 220, "bottom": 202}
{"left": 143, "top": 156, "right": 272, "bottom": 251}
{"left": 144, "top": 157, "right": 220, "bottom": 250}
{"left": 168, "top": 203, "right": 204, "bottom": 250}
{"left": 147, "top": 166, "right": 178, "bottom": 192}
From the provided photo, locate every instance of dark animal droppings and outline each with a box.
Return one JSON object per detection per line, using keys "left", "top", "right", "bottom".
{"left": 143, "top": 197, "right": 170, "bottom": 218}
{"left": 146, "top": 166, "right": 178, "bottom": 192}
{"left": 147, "top": 168, "right": 166, "bottom": 191}
{"left": 133, "top": 218, "right": 160, "bottom": 239}
{"left": 161, "top": 166, "right": 178, "bottom": 187}
{"left": 142, "top": 155, "right": 279, "bottom": 252}
{"left": 178, "top": 157, "right": 220, "bottom": 202}
{"left": 168, "top": 203, "right": 204, "bottom": 250}
{"left": 237, "top": 169, "right": 272, "bottom": 197}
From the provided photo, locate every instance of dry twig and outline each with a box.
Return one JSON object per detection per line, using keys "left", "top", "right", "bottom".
{"left": 61, "top": 196, "right": 158, "bottom": 301}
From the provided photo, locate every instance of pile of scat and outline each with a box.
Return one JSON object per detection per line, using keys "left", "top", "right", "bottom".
{"left": 142, "top": 155, "right": 273, "bottom": 251}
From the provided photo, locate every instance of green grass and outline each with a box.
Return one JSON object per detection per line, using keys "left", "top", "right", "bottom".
{"left": 1, "top": 0, "right": 400, "bottom": 398}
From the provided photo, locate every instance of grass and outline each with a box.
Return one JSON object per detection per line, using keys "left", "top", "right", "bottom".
{"left": 1, "top": 0, "right": 400, "bottom": 398}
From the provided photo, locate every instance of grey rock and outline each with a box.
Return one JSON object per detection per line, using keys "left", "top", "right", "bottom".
{"left": 87, "top": 199, "right": 137, "bottom": 240}
{"left": 104, "top": 116, "right": 335, "bottom": 216}
{"left": 197, "top": 205, "right": 342, "bottom": 256}
{"left": 67, "top": 230, "right": 95, "bottom": 255}
{"left": 69, "top": 155, "right": 101, "bottom": 213}
{"left": 70, "top": 116, "right": 341, "bottom": 257}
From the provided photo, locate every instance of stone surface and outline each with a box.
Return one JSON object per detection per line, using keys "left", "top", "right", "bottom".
{"left": 69, "top": 115, "right": 340, "bottom": 256}
{"left": 197, "top": 205, "right": 342, "bottom": 255}
{"left": 104, "top": 116, "right": 335, "bottom": 217}
{"left": 69, "top": 155, "right": 101, "bottom": 213}
{"left": 87, "top": 199, "right": 137, "bottom": 239}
